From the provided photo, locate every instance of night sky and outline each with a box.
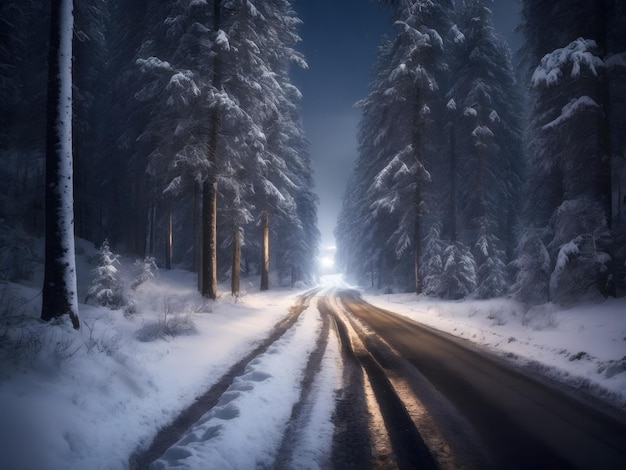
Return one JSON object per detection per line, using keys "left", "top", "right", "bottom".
{"left": 292, "top": 0, "right": 522, "bottom": 249}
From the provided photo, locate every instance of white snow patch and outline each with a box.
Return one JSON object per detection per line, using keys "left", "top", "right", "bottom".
{"left": 532, "top": 38, "right": 604, "bottom": 87}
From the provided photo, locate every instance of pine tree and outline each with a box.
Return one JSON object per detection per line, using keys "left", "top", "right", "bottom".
{"left": 438, "top": 242, "right": 477, "bottom": 300}
{"left": 448, "top": 0, "right": 524, "bottom": 298}
{"left": 518, "top": 0, "right": 622, "bottom": 303}
{"left": 87, "top": 240, "right": 125, "bottom": 309}
{"left": 421, "top": 225, "right": 445, "bottom": 296}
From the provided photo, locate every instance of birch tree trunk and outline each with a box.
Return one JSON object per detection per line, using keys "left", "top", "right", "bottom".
{"left": 41, "top": 0, "right": 80, "bottom": 329}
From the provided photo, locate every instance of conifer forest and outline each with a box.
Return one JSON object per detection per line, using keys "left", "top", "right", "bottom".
{"left": 1, "top": 0, "right": 626, "bottom": 324}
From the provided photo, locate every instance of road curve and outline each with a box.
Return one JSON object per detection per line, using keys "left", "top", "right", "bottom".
{"left": 330, "top": 289, "right": 626, "bottom": 470}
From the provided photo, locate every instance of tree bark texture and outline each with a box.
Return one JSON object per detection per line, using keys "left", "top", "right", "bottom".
{"left": 41, "top": 0, "right": 80, "bottom": 329}
{"left": 200, "top": 0, "right": 222, "bottom": 299}
{"left": 165, "top": 210, "right": 173, "bottom": 269}
{"left": 260, "top": 210, "right": 269, "bottom": 291}
{"left": 202, "top": 178, "right": 218, "bottom": 299}
{"left": 231, "top": 225, "right": 241, "bottom": 296}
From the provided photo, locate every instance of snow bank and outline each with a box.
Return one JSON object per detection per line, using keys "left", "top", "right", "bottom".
{"left": 363, "top": 293, "right": 626, "bottom": 409}
{"left": 0, "top": 267, "right": 303, "bottom": 470}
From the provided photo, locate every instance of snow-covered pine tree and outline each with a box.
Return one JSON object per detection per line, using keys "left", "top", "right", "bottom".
{"left": 518, "top": 0, "right": 621, "bottom": 303}
{"left": 510, "top": 229, "right": 551, "bottom": 305}
{"left": 474, "top": 220, "right": 507, "bottom": 299}
{"left": 366, "top": 0, "right": 454, "bottom": 294}
{"left": 41, "top": 0, "right": 80, "bottom": 329}
{"left": 448, "top": 0, "right": 524, "bottom": 298}
{"left": 421, "top": 224, "right": 445, "bottom": 296}
{"left": 337, "top": 40, "right": 399, "bottom": 288}
{"left": 131, "top": 255, "right": 159, "bottom": 291}
{"left": 437, "top": 242, "right": 477, "bottom": 300}
{"left": 87, "top": 240, "right": 125, "bottom": 309}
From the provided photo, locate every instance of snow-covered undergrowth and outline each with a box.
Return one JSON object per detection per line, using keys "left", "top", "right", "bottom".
{"left": 0, "top": 240, "right": 317, "bottom": 470}
{"left": 363, "top": 291, "right": 626, "bottom": 410}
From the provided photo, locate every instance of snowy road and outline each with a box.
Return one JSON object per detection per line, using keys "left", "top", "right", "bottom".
{"left": 130, "top": 287, "right": 626, "bottom": 469}
{"left": 335, "top": 289, "right": 626, "bottom": 469}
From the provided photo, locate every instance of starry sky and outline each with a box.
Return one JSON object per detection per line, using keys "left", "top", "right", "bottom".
{"left": 291, "top": 0, "right": 523, "bottom": 249}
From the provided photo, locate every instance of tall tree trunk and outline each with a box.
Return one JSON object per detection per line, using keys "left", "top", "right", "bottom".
{"left": 260, "top": 210, "right": 269, "bottom": 291}
{"left": 165, "top": 209, "right": 173, "bottom": 269}
{"left": 194, "top": 182, "right": 202, "bottom": 291}
{"left": 200, "top": 0, "right": 222, "bottom": 299}
{"left": 413, "top": 123, "right": 424, "bottom": 295}
{"left": 231, "top": 224, "right": 241, "bottom": 296}
{"left": 414, "top": 198, "right": 422, "bottom": 295}
{"left": 41, "top": 0, "right": 80, "bottom": 329}
{"left": 133, "top": 153, "right": 149, "bottom": 257}
{"left": 202, "top": 177, "right": 218, "bottom": 299}
{"left": 447, "top": 123, "right": 458, "bottom": 242}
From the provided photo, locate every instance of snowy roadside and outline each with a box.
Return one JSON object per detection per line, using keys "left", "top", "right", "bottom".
{"left": 0, "top": 267, "right": 316, "bottom": 470}
{"left": 362, "top": 291, "right": 626, "bottom": 411}
{"left": 2, "top": 253, "right": 625, "bottom": 470}
{"left": 151, "top": 300, "right": 341, "bottom": 470}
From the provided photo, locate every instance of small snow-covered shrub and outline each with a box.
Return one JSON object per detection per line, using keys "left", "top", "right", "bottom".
{"left": 134, "top": 315, "right": 197, "bottom": 342}
{"left": 522, "top": 304, "right": 559, "bottom": 331}
{"left": 135, "top": 296, "right": 197, "bottom": 342}
{"left": 511, "top": 229, "right": 551, "bottom": 305}
{"left": 82, "top": 316, "right": 125, "bottom": 356}
{"left": 86, "top": 240, "right": 126, "bottom": 309}
{"left": 131, "top": 256, "right": 159, "bottom": 290}
{"left": 487, "top": 310, "right": 508, "bottom": 326}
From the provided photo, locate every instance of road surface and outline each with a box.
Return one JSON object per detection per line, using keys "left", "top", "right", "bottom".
{"left": 326, "top": 288, "right": 626, "bottom": 469}
{"left": 131, "top": 287, "right": 626, "bottom": 469}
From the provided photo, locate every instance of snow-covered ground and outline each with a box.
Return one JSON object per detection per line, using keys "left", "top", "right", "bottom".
{"left": 1, "top": 244, "right": 625, "bottom": 470}
{"left": 0, "top": 240, "right": 340, "bottom": 470}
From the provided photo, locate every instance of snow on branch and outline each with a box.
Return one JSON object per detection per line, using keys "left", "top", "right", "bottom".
{"left": 472, "top": 125, "right": 494, "bottom": 140}
{"left": 542, "top": 96, "right": 599, "bottom": 130}
{"left": 372, "top": 154, "right": 406, "bottom": 191}
{"left": 167, "top": 71, "right": 200, "bottom": 97}
{"left": 136, "top": 56, "right": 172, "bottom": 74}
{"left": 215, "top": 29, "right": 230, "bottom": 51}
{"left": 450, "top": 24, "right": 465, "bottom": 44}
{"left": 532, "top": 38, "right": 604, "bottom": 87}
{"left": 463, "top": 106, "right": 478, "bottom": 117}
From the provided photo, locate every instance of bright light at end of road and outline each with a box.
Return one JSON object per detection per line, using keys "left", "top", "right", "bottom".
{"left": 318, "top": 245, "right": 337, "bottom": 273}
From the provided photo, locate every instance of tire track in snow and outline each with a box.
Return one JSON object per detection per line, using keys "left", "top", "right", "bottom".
{"left": 322, "top": 293, "right": 438, "bottom": 470}
{"left": 129, "top": 289, "right": 320, "bottom": 469}
{"left": 274, "top": 298, "right": 342, "bottom": 469}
